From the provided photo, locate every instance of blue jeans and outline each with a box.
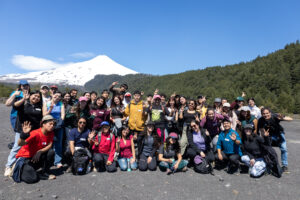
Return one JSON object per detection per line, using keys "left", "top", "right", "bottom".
{"left": 10, "top": 115, "right": 17, "bottom": 130}
{"left": 6, "top": 132, "right": 20, "bottom": 168}
{"left": 272, "top": 132, "right": 288, "bottom": 166}
{"left": 159, "top": 159, "right": 188, "bottom": 171}
{"left": 53, "top": 128, "right": 64, "bottom": 165}
{"left": 241, "top": 155, "right": 266, "bottom": 177}
{"left": 118, "top": 157, "right": 137, "bottom": 171}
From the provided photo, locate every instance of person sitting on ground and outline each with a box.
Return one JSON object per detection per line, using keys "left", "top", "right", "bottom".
{"left": 158, "top": 132, "right": 188, "bottom": 174}
{"left": 138, "top": 121, "right": 160, "bottom": 171}
{"left": 257, "top": 107, "right": 293, "bottom": 173}
{"left": 186, "top": 120, "right": 215, "bottom": 168}
{"left": 64, "top": 117, "right": 93, "bottom": 173}
{"left": 115, "top": 126, "right": 137, "bottom": 171}
{"left": 215, "top": 118, "right": 242, "bottom": 174}
{"left": 12, "top": 115, "right": 56, "bottom": 183}
{"left": 89, "top": 121, "right": 117, "bottom": 172}
{"left": 241, "top": 124, "right": 269, "bottom": 177}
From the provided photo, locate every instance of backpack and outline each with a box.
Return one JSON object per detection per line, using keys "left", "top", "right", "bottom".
{"left": 194, "top": 158, "right": 213, "bottom": 174}
{"left": 72, "top": 148, "right": 89, "bottom": 175}
{"left": 97, "top": 132, "right": 113, "bottom": 144}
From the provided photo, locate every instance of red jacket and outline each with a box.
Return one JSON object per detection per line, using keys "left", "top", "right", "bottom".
{"left": 91, "top": 132, "right": 115, "bottom": 162}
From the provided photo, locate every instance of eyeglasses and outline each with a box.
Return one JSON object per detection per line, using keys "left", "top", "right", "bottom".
{"left": 78, "top": 121, "right": 86, "bottom": 124}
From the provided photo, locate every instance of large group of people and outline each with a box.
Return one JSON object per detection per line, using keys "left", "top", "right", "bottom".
{"left": 3, "top": 80, "right": 293, "bottom": 183}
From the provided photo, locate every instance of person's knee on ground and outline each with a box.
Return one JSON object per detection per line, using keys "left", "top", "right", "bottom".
{"left": 118, "top": 158, "right": 128, "bottom": 171}
{"left": 93, "top": 153, "right": 104, "bottom": 170}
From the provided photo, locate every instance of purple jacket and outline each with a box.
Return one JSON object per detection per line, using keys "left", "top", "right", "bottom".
{"left": 200, "top": 113, "right": 225, "bottom": 138}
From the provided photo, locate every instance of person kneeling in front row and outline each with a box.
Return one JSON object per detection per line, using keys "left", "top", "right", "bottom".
{"left": 12, "top": 115, "right": 56, "bottom": 184}
{"left": 158, "top": 132, "right": 188, "bottom": 174}
{"left": 89, "top": 121, "right": 117, "bottom": 172}
{"left": 64, "top": 117, "right": 93, "bottom": 174}
{"left": 215, "top": 118, "right": 242, "bottom": 174}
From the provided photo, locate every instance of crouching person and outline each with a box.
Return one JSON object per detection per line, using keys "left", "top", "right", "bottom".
{"left": 158, "top": 133, "right": 188, "bottom": 174}
{"left": 12, "top": 115, "right": 56, "bottom": 184}
{"left": 64, "top": 117, "right": 93, "bottom": 175}
{"left": 215, "top": 118, "right": 242, "bottom": 174}
{"left": 89, "top": 121, "right": 117, "bottom": 172}
{"left": 241, "top": 124, "right": 268, "bottom": 177}
{"left": 116, "top": 126, "right": 137, "bottom": 171}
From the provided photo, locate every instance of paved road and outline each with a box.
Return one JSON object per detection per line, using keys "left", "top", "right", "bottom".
{"left": 0, "top": 104, "right": 299, "bottom": 200}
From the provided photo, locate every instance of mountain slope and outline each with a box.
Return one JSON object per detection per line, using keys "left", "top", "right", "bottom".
{"left": 85, "top": 42, "right": 300, "bottom": 113}
{"left": 0, "top": 55, "right": 138, "bottom": 86}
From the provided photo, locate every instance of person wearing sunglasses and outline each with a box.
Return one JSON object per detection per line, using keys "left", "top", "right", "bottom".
{"left": 186, "top": 120, "right": 215, "bottom": 171}
{"left": 64, "top": 117, "right": 93, "bottom": 173}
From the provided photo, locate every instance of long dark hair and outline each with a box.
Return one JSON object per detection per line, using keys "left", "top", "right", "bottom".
{"left": 91, "top": 96, "right": 107, "bottom": 110}
{"left": 29, "top": 90, "right": 43, "bottom": 108}
{"left": 165, "top": 136, "right": 180, "bottom": 154}
{"left": 111, "top": 95, "right": 123, "bottom": 108}
{"left": 120, "top": 125, "right": 130, "bottom": 140}
{"left": 141, "top": 124, "right": 161, "bottom": 149}
{"left": 239, "top": 110, "right": 251, "bottom": 121}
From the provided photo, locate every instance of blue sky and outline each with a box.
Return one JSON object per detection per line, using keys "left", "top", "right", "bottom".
{"left": 0, "top": 0, "right": 299, "bottom": 75}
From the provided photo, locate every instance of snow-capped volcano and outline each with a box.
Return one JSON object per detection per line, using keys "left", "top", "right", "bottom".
{"left": 0, "top": 55, "right": 138, "bottom": 86}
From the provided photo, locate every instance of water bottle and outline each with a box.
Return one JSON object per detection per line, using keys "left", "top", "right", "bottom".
{"left": 86, "top": 160, "right": 92, "bottom": 173}
{"left": 127, "top": 158, "right": 131, "bottom": 172}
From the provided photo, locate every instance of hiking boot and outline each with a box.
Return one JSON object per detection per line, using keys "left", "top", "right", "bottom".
{"left": 282, "top": 166, "right": 290, "bottom": 173}
{"left": 4, "top": 167, "right": 12, "bottom": 177}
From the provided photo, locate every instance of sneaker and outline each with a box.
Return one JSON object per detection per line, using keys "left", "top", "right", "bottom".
{"left": 39, "top": 172, "right": 56, "bottom": 180}
{"left": 282, "top": 166, "right": 290, "bottom": 173}
{"left": 182, "top": 166, "right": 188, "bottom": 172}
{"left": 66, "top": 167, "right": 72, "bottom": 173}
{"left": 166, "top": 168, "right": 172, "bottom": 175}
{"left": 56, "top": 163, "right": 63, "bottom": 169}
{"left": 4, "top": 167, "right": 12, "bottom": 177}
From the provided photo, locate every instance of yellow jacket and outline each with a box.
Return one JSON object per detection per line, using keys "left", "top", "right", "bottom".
{"left": 124, "top": 100, "right": 147, "bottom": 132}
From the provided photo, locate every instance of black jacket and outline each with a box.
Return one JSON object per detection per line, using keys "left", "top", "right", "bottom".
{"left": 187, "top": 128, "right": 212, "bottom": 154}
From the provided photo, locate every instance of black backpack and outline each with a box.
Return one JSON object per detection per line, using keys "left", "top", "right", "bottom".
{"left": 72, "top": 149, "right": 89, "bottom": 175}
{"left": 194, "top": 158, "right": 213, "bottom": 174}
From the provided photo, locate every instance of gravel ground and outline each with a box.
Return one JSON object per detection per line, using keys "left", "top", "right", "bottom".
{"left": 0, "top": 104, "right": 299, "bottom": 200}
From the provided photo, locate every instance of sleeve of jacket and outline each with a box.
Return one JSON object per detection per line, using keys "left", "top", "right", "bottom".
{"left": 241, "top": 144, "right": 255, "bottom": 160}
{"left": 108, "top": 135, "right": 116, "bottom": 162}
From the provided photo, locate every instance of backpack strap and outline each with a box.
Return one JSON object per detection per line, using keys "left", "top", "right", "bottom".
{"left": 97, "top": 132, "right": 113, "bottom": 145}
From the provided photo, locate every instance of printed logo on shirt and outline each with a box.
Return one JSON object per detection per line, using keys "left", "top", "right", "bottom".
{"left": 42, "top": 142, "right": 47, "bottom": 146}
{"left": 225, "top": 138, "right": 230, "bottom": 142}
{"left": 80, "top": 138, "right": 86, "bottom": 141}
{"left": 106, "top": 138, "right": 111, "bottom": 140}
{"left": 151, "top": 109, "right": 162, "bottom": 122}
{"left": 35, "top": 108, "right": 41, "bottom": 111}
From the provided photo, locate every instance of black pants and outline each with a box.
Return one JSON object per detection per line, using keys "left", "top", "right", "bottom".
{"left": 136, "top": 134, "right": 144, "bottom": 159}
{"left": 93, "top": 153, "right": 117, "bottom": 172}
{"left": 21, "top": 149, "right": 55, "bottom": 184}
{"left": 215, "top": 152, "right": 240, "bottom": 171}
{"left": 186, "top": 147, "right": 215, "bottom": 163}
{"left": 139, "top": 154, "right": 157, "bottom": 171}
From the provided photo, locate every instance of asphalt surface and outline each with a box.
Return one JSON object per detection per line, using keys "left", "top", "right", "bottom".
{"left": 0, "top": 104, "right": 299, "bottom": 200}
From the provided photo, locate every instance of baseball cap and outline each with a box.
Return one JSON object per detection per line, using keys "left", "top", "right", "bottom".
{"left": 243, "top": 124, "right": 254, "bottom": 130}
{"left": 223, "top": 103, "right": 231, "bottom": 108}
{"left": 169, "top": 132, "right": 178, "bottom": 139}
{"left": 79, "top": 96, "right": 88, "bottom": 102}
{"left": 236, "top": 96, "right": 244, "bottom": 101}
{"left": 214, "top": 98, "right": 221, "bottom": 103}
{"left": 100, "top": 121, "right": 110, "bottom": 127}
{"left": 153, "top": 95, "right": 161, "bottom": 100}
{"left": 40, "top": 85, "right": 49, "bottom": 89}
{"left": 124, "top": 92, "right": 131, "bottom": 97}
{"left": 19, "top": 80, "right": 29, "bottom": 85}
{"left": 41, "top": 115, "right": 56, "bottom": 123}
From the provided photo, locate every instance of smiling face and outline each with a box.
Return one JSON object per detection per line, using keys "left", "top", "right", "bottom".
{"left": 207, "top": 110, "right": 214, "bottom": 120}
{"left": 262, "top": 109, "right": 271, "bottom": 120}
{"left": 190, "top": 121, "right": 199, "bottom": 132}
{"left": 43, "top": 120, "right": 56, "bottom": 132}
{"left": 249, "top": 99, "right": 255, "bottom": 107}
{"left": 121, "top": 127, "right": 130, "bottom": 138}
{"left": 77, "top": 118, "right": 87, "bottom": 129}
{"left": 114, "top": 96, "right": 120, "bottom": 105}
{"left": 223, "top": 121, "right": 231, "bottom": 130}
{"left": 64, "top": 93, "right": 71, "bottom": 102}
{"left": 30, "top": 93, "right": 41, "bottom": 104}
{"left": 84, "top": 93, "right": 91, "bottom": 100}
{"left": 91, "top": 93, "right": 97, "bottom": 101}
{"left": 96, "top": 98, "right": 104, "bottom": 107}
{"left": 52, "top": 93, "right": 61, "bottom": 103}
{"left": 188, "top": 101, "right": 196, "bottom": 111}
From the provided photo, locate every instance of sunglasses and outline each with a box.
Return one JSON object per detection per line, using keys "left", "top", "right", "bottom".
{"left": 78, "top": 121, "right": 86, "bottom": 124}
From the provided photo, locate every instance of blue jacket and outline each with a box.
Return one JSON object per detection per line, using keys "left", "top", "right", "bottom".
{"left": 217, "top": 129, "right": 242, "bottom": 156}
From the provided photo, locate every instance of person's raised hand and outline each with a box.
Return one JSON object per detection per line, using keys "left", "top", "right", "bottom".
{"left": 22, "top": 121, "right": 32, "bottom": 134}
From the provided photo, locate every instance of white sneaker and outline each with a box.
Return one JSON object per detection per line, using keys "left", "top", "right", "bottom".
{"left": 4, "top": 167, "right": 12, "bottom": 177}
